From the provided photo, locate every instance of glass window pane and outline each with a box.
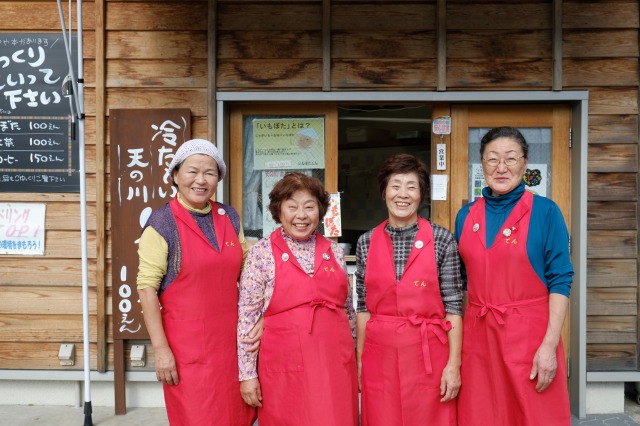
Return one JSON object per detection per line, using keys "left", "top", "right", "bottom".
{"left": 242, "top": 115, "right": 326, "bottom": 240}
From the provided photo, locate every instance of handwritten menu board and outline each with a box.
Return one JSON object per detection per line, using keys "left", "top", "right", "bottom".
{"left": 0, "top": 34, "right": 78, "bottom": 192}
{"left": 110, "top": 108, "right": 191, "bottom": 339}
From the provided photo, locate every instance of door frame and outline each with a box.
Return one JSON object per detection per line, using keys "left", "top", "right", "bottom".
{"left": 216, "top": 90, "right": 589, "bottom": 417}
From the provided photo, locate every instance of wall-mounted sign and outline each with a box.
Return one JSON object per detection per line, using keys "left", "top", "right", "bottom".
{"left": 0, "top": 202, "right": 45, "bottom": 255}
{"left": 0, "top": 34, "right": 79, "bottom": 192}
{"left": 432, "top": 116, "right": 451, "bottom": 135}
{"left": 110, "top": 109, "right": 191, "bottom": 339}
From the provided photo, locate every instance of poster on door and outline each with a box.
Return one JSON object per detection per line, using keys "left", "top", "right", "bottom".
{"left": 253, "top": 118, "right": 325, "bottom": 170}
{"left": 470, "top": 163, "right": 548, "bottom": 202}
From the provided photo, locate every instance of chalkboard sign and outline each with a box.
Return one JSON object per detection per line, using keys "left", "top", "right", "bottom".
{"left": 0, "top": 34, "right": 79, "bottom": 192}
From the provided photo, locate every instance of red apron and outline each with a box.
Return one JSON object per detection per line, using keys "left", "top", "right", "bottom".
{"left": 257, "top": 230, "right": 358, "bottom": 426}
{"left": 159, "top": 199, "right": 256, "bottom": 426}
{"left": 457, "top": 191, "right": 570, "bottom": 426}
{"left": 361, "top": 218, "right": 456, "bottom": 426}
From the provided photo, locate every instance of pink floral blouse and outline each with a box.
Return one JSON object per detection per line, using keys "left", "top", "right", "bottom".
{"left": 237, "top": 229, "right": 356, "bottom": 381}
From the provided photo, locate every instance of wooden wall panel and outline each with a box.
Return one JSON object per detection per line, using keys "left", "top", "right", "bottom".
{"left": 332, "top": 3, "right": 435, "bottom": 30}
{"left": 107, "top": 31, "right": 208, "bottom": 59}
{"left": 587, "top": 230, "right": 637, "bottom": 259}
{"left": 566, "top": 0, "right": 640, "bottom": 371}
{"left": 446, "top": 3, "right": 551, "bottom": 30}
{"left": 587, "top": 88, "right": 638, "bottom": 115}
{"left": 587, "top": 344, "right": 637, "bottom": 370}
{"left": 564, "top": 29, "right": 639, "bottom": 58}
{"left": 217, "top": 60, "right": 323, "bottom": 89}
{"left": 587, "top": 173, "right": 637, "bottom": 201}
{"left": 563, "top": 59, "right": 638, "bottom": 87}
{"left": 588, "top": 316, "right": 636, "bottom": 343}
{"left": 105, "top": 89, "right": 208, "bottom": 115}
{"left": 447, "top": 59, "right": 552, "bottom": 89}
{"left": 0, "top": 2, "right": 96, "bottom": 31}
{"left": 332, "top": 31, "right": 436, "bottom": 59}
{"left": 588, "top": 202, "right": 637, "bottom": 230}
{"left": 332, "top": 60, "right": 437, "bottom": 89}
{"left": 217, "top": 3, "right": 321, "bottom": 31}
{"left": 588, "top": 144, "right": 638, "bottom": 173}
{"left": 218, "top": 31, "right": 321, "bottom": 59}
{"left": 0, "top": 342, "right": 98, "bottom": 370}
{"left": 448, "top": 30, "right": 550, "bottom": 59}
{"left": 106, "top": 59, "right": 208, "bottom": 87}
{"left": 330, "top": 2, "right": 435, "bottom": 89}
{"left": 588, "top": 259, "right": 638, "bottom": 288}
{"left": 0, "top": 258, "right": 91, "bottom": 287}
{"left": 105, "top": 2, "right": 207, "bottom": 31}
{"left": 0, "top": 287, "right": 97, "bottom": 315}
{"left": 588, "top": 115, "right": 638, "bottom": 144}
{"left": 0, "top": 314, "right": 98, "bottom": 342}
{"left": 587, "top": 288, "right": 638, "bottom": 315}
{"left": 563, "top": 1, "right": 639, "bottom": 29}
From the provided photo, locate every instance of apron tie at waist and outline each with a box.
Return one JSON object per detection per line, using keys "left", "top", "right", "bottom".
{"left": 470, "top": 295, "right": 549, "bottom": 325}
{"left": 308, "top": 300, "right": 338, "bottom": 334}
{"left": 408, "top": 316, "right": 451, "bottom": 375}
{"left": 372, "top": 314, "right": 451, "bottom": 375}
{"left": 477, "top": 304, "right": 507, "bottom": 325}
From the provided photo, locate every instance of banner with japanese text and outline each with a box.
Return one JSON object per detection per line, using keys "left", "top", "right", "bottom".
{"left": 109, "top": 109, "right": 191, "bottom": 339}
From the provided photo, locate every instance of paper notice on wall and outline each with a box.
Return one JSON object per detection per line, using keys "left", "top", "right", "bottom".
{"left": 324, "top": 193, "right": 342, "bottom": 237}
{"left": 470, "top": 163, "right": 487, "bottom": 202}
{"left": 0, "top": 203, "right": 46, "bottom": 255}
{"left": 431, "top": 174, "right": 448, "bottom": 201}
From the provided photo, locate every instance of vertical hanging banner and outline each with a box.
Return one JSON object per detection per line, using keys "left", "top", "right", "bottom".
{"left": 0, "top": 34, "right": 79, "bottom": 192}
{"left": 324, "top": 193, "right": 342, "bottom": 237}
{"left": 110, "top": 109, "right": 191, "bottom": 339}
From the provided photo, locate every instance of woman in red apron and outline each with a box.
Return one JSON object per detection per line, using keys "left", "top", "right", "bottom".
{"left": 355, "top": 154, "right": 463, "bottom": 426}
{"left": 455, "top": 127, "right": 574, "bottom": 425}
{"left": 137, "top": 139, "right": 256, "bottom": 426}
{"left": 238, "top": 172, "right": 358, "bottom": 426}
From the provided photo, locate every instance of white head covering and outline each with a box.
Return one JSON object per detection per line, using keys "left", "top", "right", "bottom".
{"left": 167, "top": 139, "right": 226, "bottom": 181}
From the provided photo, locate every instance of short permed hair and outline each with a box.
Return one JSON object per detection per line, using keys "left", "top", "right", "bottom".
{"left": 268, "top": 172, "right": 330, "bottom": 224}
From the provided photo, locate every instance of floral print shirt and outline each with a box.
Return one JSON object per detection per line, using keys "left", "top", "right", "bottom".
{"left": 237, "top": 228, "right": 356, "bottom": 381}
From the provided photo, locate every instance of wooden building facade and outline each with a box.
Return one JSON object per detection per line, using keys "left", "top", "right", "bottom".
{"left": 0, "top": 0, "right": 637, "bottom": 417}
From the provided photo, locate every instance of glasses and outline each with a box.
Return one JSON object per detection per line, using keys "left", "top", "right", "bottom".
{"left": 482, "top": 155, "right": 525, "bottom": 168}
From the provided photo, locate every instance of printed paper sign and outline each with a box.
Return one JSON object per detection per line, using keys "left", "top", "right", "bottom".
{"left": 253, "top": 118, "right": 325, "bottom": 170}
{"left": 0, "top": 203, "right": 45, "bottom": 255}
{"left": 324, "top": 193, "right": 342, "bottom": 237}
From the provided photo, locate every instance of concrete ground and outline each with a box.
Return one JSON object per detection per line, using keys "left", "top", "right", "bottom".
{"left": 1, "top": 397, "right": 640, "bottom": 425}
